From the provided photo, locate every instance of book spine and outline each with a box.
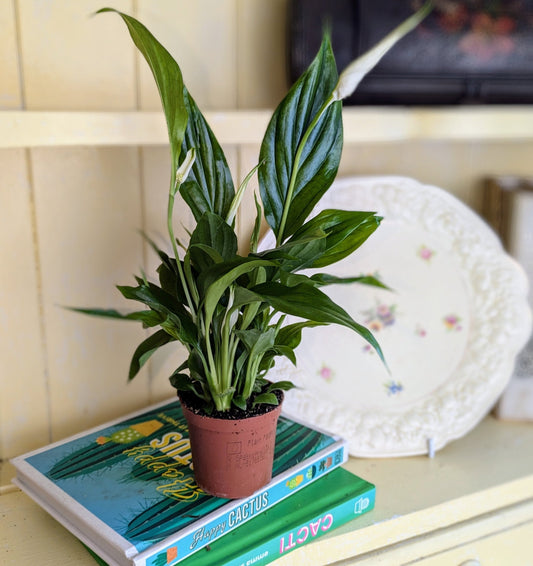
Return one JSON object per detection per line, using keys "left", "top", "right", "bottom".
{"left": 138, "top": 441, "right": 348, "bottom": 566}
{"left": 224, "top": 486, "right": 376, "bottom": 566}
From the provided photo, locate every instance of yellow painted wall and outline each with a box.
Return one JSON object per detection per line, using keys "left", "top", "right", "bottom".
{"left": 2, "top": 0, "right": 533, "bottom": 462}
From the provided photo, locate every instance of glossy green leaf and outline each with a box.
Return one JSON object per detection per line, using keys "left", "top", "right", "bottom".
{"left": 128, "top": 329, "right": 176, "bottom": 380}
{"left": 169, "top": 367, "right": 210, "bottom": 402}
{"left": 168, "top": 371, "right": 193, "bottom": 391}
{"left": 260, "top": 231, "right": 327, "bottom": 273}
{"left": 266, "top": 344, "right": 296, "bottom": 366}
{"left": 250, "top": 193, "right": 263, "bottom": 253}
{"left": 236, "top": 328, "right": 276, "bottom": 357}
{"left": 252, "top": 281, "right": 385, "bottom": 362}
{"left": 258, "top": 35, "right": 342, "bottom": 243}
{"left": 157, "top": 259, "right": 180, "bottom": 297}
{"left": 66, "top": 306, "right": 163, "bottom": 327}
{"left": 188, "top": 244, "right": 225, "bottom": 271}
{"left": 231, "top": 285, "right": 263, "bottom": 309}
{"left": 267, "top": 380, "right": 296, "bottom": 392}
{"left": 252, "top": 392, "right": 279, "bottom": 406}
{"left": 139, "top": 233, "right": 185, "bottom": 300}
{"left": 117, "top": 282, "right": 197, "bottom": 345}
{"left": 179, "top": 91, "right": 235, "bottom": 221}
{"left": 189, "top": 212, "right": 238, "bottom": 271}
{"left": 310, "top": 273, "right": 391, "bottom": 290}
{"left": 232, "top": 395, "right": 247, "bottom": 411}
{"left": 275, "top": 321, "right": 325, "bottom": 350}
{"left": 288, "top": 209, "right": 382, "bottom": 268}
{"left": 97, "top": 9, "right": 187, "bottom": 193}
{"left": 201, "top": 258, "right": 275, "bottom": 330}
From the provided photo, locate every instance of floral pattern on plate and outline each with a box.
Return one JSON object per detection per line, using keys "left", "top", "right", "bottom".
{"left": 263, "top": 176, "right": 531, "bottom": 457}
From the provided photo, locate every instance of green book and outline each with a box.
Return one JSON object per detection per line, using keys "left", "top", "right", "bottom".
{"left": 84, "top": 467, "right": 375, "bottom": 566}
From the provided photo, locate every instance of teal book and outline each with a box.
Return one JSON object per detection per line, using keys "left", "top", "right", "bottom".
{"left": 84, "top": 467, "right": 375, "bottom": 566}
{"left": 11, "top": 398, "right": 348, "bottom": 566}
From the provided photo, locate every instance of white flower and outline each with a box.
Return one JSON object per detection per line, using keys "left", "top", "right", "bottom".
{"left": 332, "top": 1, "right": 433, "bottom": 101}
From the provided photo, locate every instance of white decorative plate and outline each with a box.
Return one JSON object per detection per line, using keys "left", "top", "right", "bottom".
{"left": 263, "top": 176, "right": 532, "bottom": 457}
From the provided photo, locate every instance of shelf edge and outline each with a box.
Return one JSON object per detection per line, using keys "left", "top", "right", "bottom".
{"left": 2, "top": 107, "right": 533, "bottom": 148}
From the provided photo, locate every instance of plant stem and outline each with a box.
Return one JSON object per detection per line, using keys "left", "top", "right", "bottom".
{"left": 202, "top": 315, "right": 224, "bottom": 411}
{"left": 167, "top": 193, "right": 196, "bottom": 320}
{"left": 167, "top": 148, "right": 197, "bottom": 320}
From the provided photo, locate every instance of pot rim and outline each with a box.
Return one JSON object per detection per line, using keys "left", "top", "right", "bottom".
{"left": 178, "top": 391, "right": 284, "bottom": 426}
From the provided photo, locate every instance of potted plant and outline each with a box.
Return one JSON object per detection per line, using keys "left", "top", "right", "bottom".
{"left": 75, "top": 3, "right": 431, "bottom": 498}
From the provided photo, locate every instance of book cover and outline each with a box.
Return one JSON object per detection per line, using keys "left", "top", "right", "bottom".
{"left": 84, "top": 466, "right": 375, "bottom": 566}
{"left": 11, "top": 398, "right": 347, "bottom": 566}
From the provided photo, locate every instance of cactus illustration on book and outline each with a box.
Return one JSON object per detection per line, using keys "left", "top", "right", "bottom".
{"left": 46, "top": 406, "right": 186, "bottom": 480}
{"left": 96, "top": 420, "right": 164, "bottom": 445}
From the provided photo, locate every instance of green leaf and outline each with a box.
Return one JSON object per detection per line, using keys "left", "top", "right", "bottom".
{"left": 169, "top": 365, "right": 210, "bottom": 400}
{"left": 268, "top": 344, "right": 297, "bottom": 366}
{"left": 97, "top": 9, "right": 187, "bottom": 193}
{"left": 250, "top": 193, "right": 263, "bottom": 253}
{"left": 252, "top": 392, "right": 279, "bottom": 406}
{"left": 117, "top": 282, "right": 197, "bottom": 345}
{"left": 310, "top": 273, "right": 391, "bottom": 290}
{"left": 129, "top": 329, "right": 176, "bottom": 380}
{"left": 269, "top": 321, "right": 326, "bottom": 366}
{"left": 66, "top": 306, "right": 163, "bottom": 327}
{"left": 231, "top": 285, "right": 263, "bottom": 309}
{"left": 168, "top": 371, "right": 193, "bottom": 391}
{"left": 236, "top": 328, "right": 276, "bottom": 357}
{"left": 276, "top": 321, "right": 325, "bottom": 350}
{"left": 262, "top": 231, "right": 327, "bottom": 273}
{"left": 189, "top": 212, "right": 238, "bottom": 271}
{"left": 232, "top": 396, "right": 248, "bottom": 411}
{"left": 277, "top": 270, "right": 315, "bottom": 288}
{"left": 258, "top": 34, "right": 342, "bottom": 243}
{"left": 157, "top": 259, "right": 180, "bottom": 297}
{"left": 233, "top": 283, "right": 269, "bottom": 331}
{"left": 188, "top": 244, "right": 225, "bottom": 270}
{"left": 252, "top": 281, "right": 385, "bottom": 363}
{"left": 288, "top": 210, "right": 382, "bottom": 268}
{"left": 201, "top": 258, "right": 275, "bottom": 331}
{"left": 179, "top": 91, "right": 235, "bottom": 221}
{"left": 150, "top": 248, "right": 191, "bottom": 305}
{"left": 267, "top": 380, "right": 296, "bottom": 392}
{"left": 257, "top": 352, "right": 278, "bottom": 375}
{"left": 238, "top": 328, "right": 277, "bottom": 398}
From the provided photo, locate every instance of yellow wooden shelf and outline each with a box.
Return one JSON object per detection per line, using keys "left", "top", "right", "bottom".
{"left": 2, "top": 414, "right": 533, "bottom": 565}
{"left": 2, "top": 107, "right": 533, "bottom": 149}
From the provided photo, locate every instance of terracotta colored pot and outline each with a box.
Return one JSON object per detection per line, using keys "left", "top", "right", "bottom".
{"left": 179, "top": 395, "right": 283, "bottom": 499}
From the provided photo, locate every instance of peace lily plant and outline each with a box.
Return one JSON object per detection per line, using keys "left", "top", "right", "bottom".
{"left": 78, "top": 3, "right": 431, "bottom": 415}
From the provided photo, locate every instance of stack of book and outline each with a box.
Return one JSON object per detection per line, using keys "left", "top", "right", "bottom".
{"left": 483, "top": 176, "right": 533, "bottom": 422}
{"left": 11, "top": 398, "right": 375, "bottom": 566}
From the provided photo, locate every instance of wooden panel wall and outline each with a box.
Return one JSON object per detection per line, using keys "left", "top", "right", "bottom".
{"left": 0, "top": 0, "right": 288, "bottom": 461}
{"left": 2, "top": 0, "right": 533, "bottom": 463}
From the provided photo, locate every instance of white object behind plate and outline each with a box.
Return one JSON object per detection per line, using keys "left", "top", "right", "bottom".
{"left": 262, "top": 176, "right": 532, "bottom": 457}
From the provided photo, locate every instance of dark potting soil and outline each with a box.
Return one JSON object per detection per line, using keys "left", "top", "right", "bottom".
{"left": 179, "top": 389, "right": 283, "bottom": 420}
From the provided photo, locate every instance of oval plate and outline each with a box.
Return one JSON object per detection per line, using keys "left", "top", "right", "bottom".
{"left": 262, "top": 176, "right": 531, "bottom": 457}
